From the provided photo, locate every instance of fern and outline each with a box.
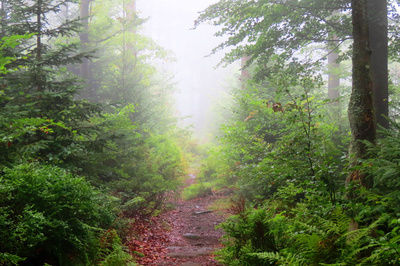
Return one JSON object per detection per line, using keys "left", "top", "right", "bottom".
{"left": 249, "top": 251, "right": 305, "bottom": 265}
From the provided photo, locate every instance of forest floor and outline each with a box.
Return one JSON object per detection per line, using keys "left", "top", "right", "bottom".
{"left": 127, "top": 175, "right": 228, "bottom": 265}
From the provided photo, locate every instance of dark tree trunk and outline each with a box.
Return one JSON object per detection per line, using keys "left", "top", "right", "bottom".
{"left": 368, "top": 0, "right": 388, "bottom": 130}
{"left": 347, "top": 0, "right": 376, "bottom": 184}
{"left": 36, "top": 0, "right": 42, "bottom": 61}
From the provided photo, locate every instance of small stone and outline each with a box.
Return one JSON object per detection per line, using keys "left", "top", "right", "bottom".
{"left": 183, "top": 233, "right": 201, "bottom": 240}
{"left": 193, "top": 210, "right": 212, "bottom": 215}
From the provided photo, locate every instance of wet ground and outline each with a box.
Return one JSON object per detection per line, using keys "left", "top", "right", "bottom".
{"left": 128, "top": 176, "right": 227, "bottom": 265}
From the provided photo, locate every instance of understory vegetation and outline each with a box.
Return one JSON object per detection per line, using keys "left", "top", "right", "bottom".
{"left": 202, "top": 79, "right": 400, "bottom": 265}
{"left": 194, "top": 0, "right": 400, "bottom": 265}
{"left": 0, "top": 0, "right": 190, "bottom": 265}
{"left": 2, "top": 0, "right": 400, "bottom": 265}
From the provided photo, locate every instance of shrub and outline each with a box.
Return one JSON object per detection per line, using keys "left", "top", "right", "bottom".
{"left": 97, "top": 230, "right": 136, "bottom": 266}
{"left": 216, "top": 123, "right": 400, "bottom": 266}
{"left": 0, "top": 163, "right": 115, "bottom": 265}
{"left": 182, "top": 182, "right": 213, "bottom": 200}
{"left": 217, "top": 190, "right": 349, "bottom": 266}
{"left": 77, "top": 106, "right": 184, "bottom": 216}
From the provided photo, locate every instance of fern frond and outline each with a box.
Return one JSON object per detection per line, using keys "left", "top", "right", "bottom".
{"left": 249, "top": 251, "right": 305, "bottom": 265}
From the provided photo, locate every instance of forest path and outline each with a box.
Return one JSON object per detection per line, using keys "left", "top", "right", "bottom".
{"left": 130, "top": 175, "right": 226, "bottom": 265}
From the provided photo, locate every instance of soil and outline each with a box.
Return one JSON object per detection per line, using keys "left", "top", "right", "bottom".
{"left": 127, "top": 176, "right": 227, "bottom": 266}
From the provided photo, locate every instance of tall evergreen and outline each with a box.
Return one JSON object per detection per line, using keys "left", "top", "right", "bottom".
{"left": 0, "top": 0, "right": 99, "bottom": 167}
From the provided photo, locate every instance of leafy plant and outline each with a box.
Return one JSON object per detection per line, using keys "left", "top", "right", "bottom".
{"left": 97, "top": 230, "right": 136, "bottom": 266}
{"left": 182, "top": 182, "right": 213, "bottom": 200}
{"left": 0, "top": 163, "right": 115, "bottom": 265}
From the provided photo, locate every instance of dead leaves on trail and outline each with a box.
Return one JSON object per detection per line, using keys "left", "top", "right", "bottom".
{"left": 126, "top": 193, "right": 225, "bottom": 265}
{"left": 127, "top": 216, "right": 174, "bottom": 265}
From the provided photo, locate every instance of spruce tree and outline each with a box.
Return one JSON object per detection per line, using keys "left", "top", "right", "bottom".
{"left": 0, "top": 0, "right": 100, "bottom": 167}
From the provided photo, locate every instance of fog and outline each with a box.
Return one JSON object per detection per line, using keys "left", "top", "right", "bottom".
{"left": 137, "top": 0, "right": 236, "bottom": 138}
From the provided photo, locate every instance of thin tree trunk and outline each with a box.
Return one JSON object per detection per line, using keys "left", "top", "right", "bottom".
{"left": 80, "top": 0, "right": 90, "bottom": 83}
{"left": 122, "top": 0, "right": 127, "bottom": 93}
{"left": 368, "top": 0, "right": 388, "bottom": 130}
{"left": 327, "top": 10, "right": 341, "bottom": 102}
{"left": 36, "top": 0, "right": 42, "bottom": 61}
{"left": 0, "top": 0, "right": 6, "bottom": 37}
{"left": 126, "top": 0, "right": 137, "bottom": 68}
{"left": 36, "top": 0, "right": 43, "bottom": 92}
{"left": 347, "top": 0, "right": 376, "bottom": 184}
{"left": 327, "top": 45, "right": 340, "bottom": 101}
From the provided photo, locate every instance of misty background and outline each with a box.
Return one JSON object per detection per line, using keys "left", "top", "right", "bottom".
{"left": 137, "top": 0, "right": 237, "bottom": 139}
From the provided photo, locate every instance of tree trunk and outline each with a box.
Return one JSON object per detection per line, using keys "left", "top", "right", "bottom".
{"left": 327, "top": 45, "right": 340, "bottom": 101}
{"left": 121, "top": 0, "right": 137, "bottom": 95}
{"left": 0, "top": 0, "right": 7, "bottom": 37}
{"left": 347, "top": 0, "right": 376, "bottom": 184}
{"left": 36, "top": 0, "right": 42, "bottom": 61}
{"left": 36, "top": 0, "right": 43, "bottom": 92}
{"left": 126, "top": 0, "right": 137, "bottom": 66}
{"left": 80, "top": 0, "right": 90, "bottom": 82}
{"left": 368, "top": 0, "right": 388, "bottom": 130}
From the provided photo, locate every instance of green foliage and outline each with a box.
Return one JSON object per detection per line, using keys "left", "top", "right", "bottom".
{"left": 212, "top": 72, "right": 348, "bottom": 203}
{"left": 334, "top": 124, "right": 400, "bottom": 265}
{"left": 197, "top": 145, "right": 232, "bottom": 184}
{"left": 0, "top": 252, "right": 25, "bottom": 266}
{"left": 97, "top": 230, "right": 136, "bottom": 266}
{"left": 0, "top": 34, "right": 33, "bottom": 73}
{"left": 0, "top": 163, "right": 115, "bottom": 265}
{"left": 196, "top": 0, "right": 351, "bottom": 80}
{"left": 211, "top": 90, "right": 400, "bottom": 265}
{"left": 182, "top": 182, "right": 213, "bottom": 200}
{"left": 217, "top": 187, "right": 350, "bottom": 265}
{"left": 0, "top": 0, "right": 188, "bottom": 264}
{"left": 364, "top": 124, "right": 400, "bottom": 192}
{"left": 199, "top": 36, "right": 396, "bottom": 265}
{"left": 89, "top": 105, "right": 183, "bottom": 214}
{"left": 197, "top": 1, "right": 400, "bottom": 265}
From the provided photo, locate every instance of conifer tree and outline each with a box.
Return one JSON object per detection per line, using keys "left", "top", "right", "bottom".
{"left": 0, "top": 0, "right": 100, "bottom": 166}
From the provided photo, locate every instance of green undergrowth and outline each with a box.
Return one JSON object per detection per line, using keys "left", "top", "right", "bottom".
{"left": 209, "top": 198, "right": 233, "bottom": 212}
{"left": 0, "top": 16, "right": 193, "bottom": 264}
{"left": 182, "top": 181, "right": 214, "bottom": 200}
{"left": 0, "top": 163, "right": 132, "bottom": 265}
{"left": 199, "top": 72, "right": 400, "bottom": 265}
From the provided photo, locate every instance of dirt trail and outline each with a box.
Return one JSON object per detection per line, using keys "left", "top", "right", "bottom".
{"left": 129, "top": 177, "right": 226, "bottom": 265}
{"left": 156, "top": 194, "right": 225, "bottom": 266}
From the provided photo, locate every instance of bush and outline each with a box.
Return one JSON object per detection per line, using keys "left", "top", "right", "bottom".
{"left": 182, "top": 182, "right": 213, "bottom": 200}
{"left": 215, "top": 123, "right": 400, "bottom": 265}
{"left": 0, "top": 163, "right": 115, "bottom": 265}
{"left": 76, "top": 106, "right": 184, "bottom": 216}
{"left": 216, "top": 187, "right": 349, "bottom": 266}
{"left": 97, "top": 230, "right": 136, "bottom": 266}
